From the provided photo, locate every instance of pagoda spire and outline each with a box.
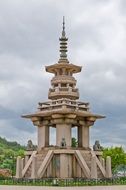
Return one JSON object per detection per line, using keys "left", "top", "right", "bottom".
{"left": 58, "top": 16, "right": 69, "bottom": 63}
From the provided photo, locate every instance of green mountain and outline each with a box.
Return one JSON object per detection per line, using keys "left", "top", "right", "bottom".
{"left": 0, "top": 137, "right": 25, "bottom": 174}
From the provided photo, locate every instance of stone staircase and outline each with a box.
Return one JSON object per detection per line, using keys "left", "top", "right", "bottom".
{"left": 79, "top": 150, "right": 92, "bottom": 178}
{"left": 24, "top": 164, "right": 32, "bottom": 178}
{"left": 19, "top": 149, "right": 108, "bottom": 179}
{"left": 36, "top": 150, "right": 49, "bottom": 177}
{"left": 81, "top": 151, "right": 92, "bottom": 169}
{"left": 97, "top": 165, "right": 104, "bottom": 178}
{"left": 77, "top": 150, "right": 104, "bottom": 178}
{"left": 24, "top": 150, "right": 48, "bottom": 178}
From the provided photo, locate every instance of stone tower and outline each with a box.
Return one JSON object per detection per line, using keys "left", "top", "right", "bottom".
{"left": 16, "top": 18, "right": 112, "bottom": 179}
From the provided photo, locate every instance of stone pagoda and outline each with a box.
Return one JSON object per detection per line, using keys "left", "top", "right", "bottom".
{"left": 16, "top": 18, "right": 112, "bottom": 179}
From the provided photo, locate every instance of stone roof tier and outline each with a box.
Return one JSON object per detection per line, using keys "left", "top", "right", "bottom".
{"left": 45, "top": 62, "right": 82, "bottom": 74}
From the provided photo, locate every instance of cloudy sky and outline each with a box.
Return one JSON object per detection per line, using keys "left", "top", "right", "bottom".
{"left": 0, "top": 0, "right": 126, "bottom": 149}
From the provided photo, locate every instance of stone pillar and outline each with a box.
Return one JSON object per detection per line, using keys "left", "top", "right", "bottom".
{"left": 102, "top": 158, "right": 105, "bottom": 169}
{"left": 31, "top": 155, "right": 37, "bottom": 179}
{"left": 56, "top": 124, "right": 71, "bottom": 147}
{"left": 67, "top": 83, "right": 69, "bottom": 87}
{"left": 25, "top": 155, "right": 29, "bottom": 165}
{"left": 76, "top": 161, "right": 82, "bottom": 177}
{"left": 60, "top": 154, "right": 69, "bottom": 178}
{"left": 91, "top": 156, "right": 97, "bottom": 179}
{"left": 47, "top": 161, "right": 52, "bottom": 178}
{"left": 21, "top": 158, "right": 25, "bottom": 169}
{"left": 78, "top": 126, "right": 82, "bottom": 147}
{"left": 82, "top": 125, "right": 89, "bottom": 148}
{"left": 106, "top": 156, "right": 112, "bottom": 178}
{"left": 37, "top": 125, "right": 49, "bottom": 150}
{"left": 16, "top": 156, "right": 23, "bottom": 178}
{"left": 62, "top": 68, "right": 65, "bottom": 75}
{"left": 72, "top": 155, "right": 76, "bottom": 178}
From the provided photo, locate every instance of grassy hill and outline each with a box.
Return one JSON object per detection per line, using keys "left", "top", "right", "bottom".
{"left": 0, "top": 137, "right": 25, "bottom": 174}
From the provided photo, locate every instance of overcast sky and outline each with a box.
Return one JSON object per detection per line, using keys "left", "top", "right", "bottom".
{"left": 0, "top": 0, "right": 126, "bottom": 149}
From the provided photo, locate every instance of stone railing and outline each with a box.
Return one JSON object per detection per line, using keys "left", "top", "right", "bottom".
{"left": 38, "top": 99, "right": 89, "bottom": 112}
{"left": 48, "top": 88, "right": 79, "bottom": 99}
{"left": 49, "top": 87, "right": 78, "bottom": 93}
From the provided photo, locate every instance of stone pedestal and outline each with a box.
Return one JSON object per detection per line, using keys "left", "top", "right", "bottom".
{"left": 16, "top": 156, "right": 23, "bottom": 178}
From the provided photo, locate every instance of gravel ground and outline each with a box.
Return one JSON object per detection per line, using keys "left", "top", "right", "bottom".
{"left": 0, "top": 186, "right": 126, "bottom": 190}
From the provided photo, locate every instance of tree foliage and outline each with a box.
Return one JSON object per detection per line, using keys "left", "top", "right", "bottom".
{"left": 103, "top": 146, "right": 126, "bottom": 172}
{"left": 0, "top": 137, "right": 25, "bottom": 175}
{"left": 71, "top": 137, "right": 78, "bottom": 147}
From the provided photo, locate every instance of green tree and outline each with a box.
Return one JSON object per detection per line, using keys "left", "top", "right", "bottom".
{"left": 0, "top": 137, "right": 26, "bottom": 175}
{"left": 103, "top": 146, "right": 126, "bottom": 172}
{"left": 16, "top": 149, "right": 25, "bottom": 157}
{"left": 71, "top": 137, "right": 78, "bottom": 147}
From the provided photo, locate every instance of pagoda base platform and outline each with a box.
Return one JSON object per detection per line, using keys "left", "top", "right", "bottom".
{"left": 16, "top": 147, "right": 112, "bottom": 179}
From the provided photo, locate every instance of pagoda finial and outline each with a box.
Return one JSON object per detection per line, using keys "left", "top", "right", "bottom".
{"left": 58, "top": 16, "right": 69, "bottom": 63}
{"left": 62, "top": 16, "right": 65, "bottom": 36}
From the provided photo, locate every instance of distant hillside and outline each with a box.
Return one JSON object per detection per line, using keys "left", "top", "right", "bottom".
{"left": 0, "top": 137, "right": 26, "bottom": 174}
{"left": 0, "top": 137, "right": 25, "bottom": 151}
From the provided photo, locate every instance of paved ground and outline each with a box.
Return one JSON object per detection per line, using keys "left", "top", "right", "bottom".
{"left": 0, "top": 186, "right": 126, "bottom": 190}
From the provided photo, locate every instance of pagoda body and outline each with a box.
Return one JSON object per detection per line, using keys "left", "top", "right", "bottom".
{"left": 16, "top": 19, "right": 112, "bottom": 179}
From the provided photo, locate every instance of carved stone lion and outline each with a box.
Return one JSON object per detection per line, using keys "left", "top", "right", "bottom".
{"left": 93, "top": 140, "right": 103, "bottom": 151}
{"left": 26, "top": 140, "right": 34, "bottom": 151}
{"left": 60, "top": 138, "right": 66, "bottom": 148}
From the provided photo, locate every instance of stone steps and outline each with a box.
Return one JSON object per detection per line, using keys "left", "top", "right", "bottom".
{"left": 24, "top": 150, "right": 49, "bottom": 178}
{"left": 78, "top": 150, "right": 105, "bottom": 178}
{"left": 80, "top": 151, "right": 92, "bottom": 170}
{"left": 36, "top": 151, "right": 49, "bottom": 175}
{"left": 23, "top": 150, "right": 105, "bottom": 179}
{"left": 24, "top": 164, "right": 32, "bottom": 178}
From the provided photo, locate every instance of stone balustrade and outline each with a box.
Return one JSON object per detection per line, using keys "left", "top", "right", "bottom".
{"left": 38, "top": 98, "right": 89, "bottom": 112}
{"left": 48, "top": 87, "right": 79, "bottom": 100}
